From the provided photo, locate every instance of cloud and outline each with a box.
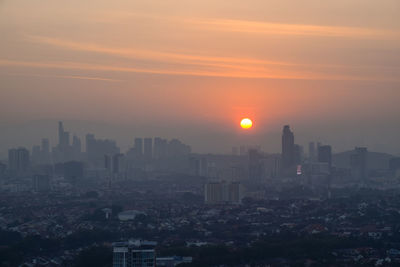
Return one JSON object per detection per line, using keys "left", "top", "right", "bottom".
{"left": 26, "top": 35, "right": 298, "bottom": 68}
{"left": 2, "top": 72, "right": 122, "bottom": 82}
{"left": 22, "top": 35, "right": 400, "bottom": 82}
{"left": 1, "top": 59, "right": 397, "bottom": 82}
{"left": 93, "top": 11, "right": 400, "bottom": 40}
{"left": 187, "top": 18, "right": 400, "bottom": 40}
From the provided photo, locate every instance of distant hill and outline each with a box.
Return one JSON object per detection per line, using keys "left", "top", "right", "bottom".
{"left": 333, "top": 150, "right": 395, "bottom": 170}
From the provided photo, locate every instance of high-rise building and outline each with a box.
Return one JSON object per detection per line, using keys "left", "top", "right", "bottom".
{"left": 248, "top": 149, "right": 264, "bottom": 183}
{"left": 63, "top": 131, "right": 70, "bottom": 147}
{"left": 144, "top": 138, "right": 153, "bottom": 159}
{"left": 264, "top": 154, "right": 281, "bottom": 179}
{"left": 112, "top": 240, "right": 157, "bottom": 267}
{"left": 134, "top": 138, "right": 143, "bottom": 157}
{"left": 113, "top": 153, "right": 124, "bottom": 174}
{"left": 86, "top": 134, "right": 95, "bottom": 154}
{"left": 54, "top": 122, "right": 75, "bottom": 162}
{"left": 58, "top": 121, "right": 70, "bottom": 148}
{"left": 105, "top": 153, "right": 125, "bottom": 174}
{"left": 350, "top": 147, "right": 368, "bottom": 181}
{"left": 72, "top": 135, "right": 81, "bottom": 153}
{"left": 41, "top": 138, "right": 51, "bottom": 163}
{"left": 282, "top": 125, "right": 295, "bottom": 170}
{"left": 8, "top": 147, "right": 30, "bottom": 172}
{"left": 308, "top": 142, "right": 316, "bottom": 161}
{"left": 86, "top": 134, "right": 119, "bottom": 166}
{"left": 58, "top": 121, "right": 64, "bottom": 146}
{"left": 318, "top": 145, "right": 332, "bottom": 169}
{"left": 167, "top": 139, "right": 191, "bottom": 157}
{"left": 153, "top": 137, "right": 167, "bottom": 159}
{"left": 294, "top": 144, "right": 303, "bottom": 165}
{"left": 189, "top": 157, "right": 208, "bottom": 176}
{"left": 105, "top": 154, "right": 112, "bottom": 171}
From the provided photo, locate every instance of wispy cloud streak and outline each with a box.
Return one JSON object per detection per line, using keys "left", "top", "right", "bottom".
{"left": 1, "top": 72, "right": 122, "bottom": 82}
{"left": 1, "top": 59, "right": 397, "bottom": 82}
{"left": 187, "top": 18, "right": 400, "bottom": 39}
{"left": 93, "top": 11, "right": 400, "bottom": 40}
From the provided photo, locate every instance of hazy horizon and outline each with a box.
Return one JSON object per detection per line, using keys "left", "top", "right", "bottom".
{"left": 0, "top": 118, "right": 399, "bottom": 159}
{"left": 1, "top": 0, "right": 400, "bottom": 157}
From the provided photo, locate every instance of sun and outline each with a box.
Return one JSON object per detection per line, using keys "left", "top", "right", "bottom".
{"left": 240, "top": 118, "right": 253, "bottom": 129}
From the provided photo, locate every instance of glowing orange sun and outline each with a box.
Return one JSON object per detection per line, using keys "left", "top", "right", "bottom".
{"left": 240, "top": 118, "right": 253, "bottom": 129}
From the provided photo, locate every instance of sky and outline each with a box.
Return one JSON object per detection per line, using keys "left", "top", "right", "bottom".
{"left": 0, "top": 0, "right": 400, "bottom": 156}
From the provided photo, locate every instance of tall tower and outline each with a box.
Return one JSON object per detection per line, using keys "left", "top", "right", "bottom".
{"left": 8, "top": 147, "right": 30, "bottom": 172}
{"left": 308, "top": 142, "right": 316, "bottom": 161}
{"left": 58, "top": 121, "right": 64, "bottom": 146}
{"left": 144, "top": 138, "right": 153, "bottom": 159}
{"left": 282, "top": 125, "right": 295, "bottom": 170}
{"left": 318, "top": 145, "right": 332, "bottom": 169}
{"left": 134, "top": 138, "right": 143, "bottom": 157}
{"left": 350, "top": 147, "right": 368, "bottom": 181}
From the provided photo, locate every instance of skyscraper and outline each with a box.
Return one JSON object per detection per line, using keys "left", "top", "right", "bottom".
{"left": 72, "top": 135, "right": 82, "bottom": 160}
{"left": 144, "top": 138, "right": 153, "bottom": 159}
{"left": 350, "top": 147, "right": 368, "bottom": 181}
{"left": 58, "top": 121, "right": 64, "bottom": 146}
{"left": 248, "top": 149, "right": 264, "bottom": 183}
{"left": 86, "top": 134, "right": 95, "bottom": 154}
{"left": 167, "top": 139, "right": 191, "bottom": 157}
{"left": 308, "top": 142, "right": 316, "bottom": 161}
{"left": 318, "top": 145, "right": 332, "bottom": 169}
{"left": 72, "top": 135, "right": 81, "bottom": 153}
{"left": 113, "top": 153, "right": 125, "bottom": 174}
{"left": 8, "top": 147, "right": 30, "bottom": 172}
{"left": 86, "top": 134, "right": 120, "bottom": 166}
{"left": 294, "top": 144, "right": 303, "bottom": 165}
{"left": 105, "top": 153, "right": 125, "bottom": 174}
{"left": 282, "top": 125, "right": 295, "bottom": 170}
{"left": 153, "top": 137, "right": 167, "bottom": 159}
{"left": 134, "top": 138, "right": 143, "bottom": 157}
{"left": 58, "top": 121, "right": 70, "bottom": 148}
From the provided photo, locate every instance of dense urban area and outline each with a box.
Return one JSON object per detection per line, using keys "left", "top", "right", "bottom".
{"left": 1, "top": 122, "right": 400, "bottom": 267}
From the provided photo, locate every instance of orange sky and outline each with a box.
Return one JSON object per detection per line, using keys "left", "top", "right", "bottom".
{"left": 0, "top": 0, "right": 400, "bottom": 154}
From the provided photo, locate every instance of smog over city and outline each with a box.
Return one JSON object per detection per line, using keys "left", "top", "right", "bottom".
{"left": 1, "top": 1, "right": 400, "bottom": 266}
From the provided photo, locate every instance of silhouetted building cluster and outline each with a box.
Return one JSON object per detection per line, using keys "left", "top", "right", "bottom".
{"left": 52, "top": 122, "right": 82, "bottom": 163}
{"left": 2, "top": 121, "right": 399, "bottom": 198}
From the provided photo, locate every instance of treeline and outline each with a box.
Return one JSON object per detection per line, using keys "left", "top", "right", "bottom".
{"left": 160, "top": 235, "right": 381, "bottom": 266}
{"left": 0, "top": 229, "right": 116, "bottom": 267}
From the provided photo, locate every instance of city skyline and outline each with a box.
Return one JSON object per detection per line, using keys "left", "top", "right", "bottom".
{"left": 2, "top": 120, "right": 398, "bottom": 161}
{"left": 1, "top": 118, "right": 400, "bottom": 159}
{"left": 1, "top": 0, "right": 400, "bottom": 157}
{"left": 2, "top": 1, "right": 400, "bottom": 266}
